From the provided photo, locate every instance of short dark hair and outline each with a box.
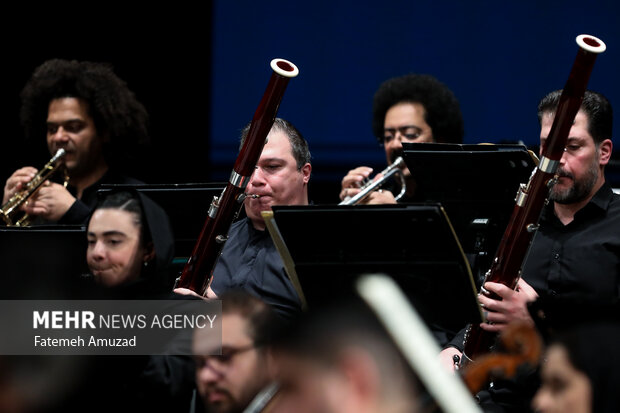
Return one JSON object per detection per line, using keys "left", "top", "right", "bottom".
{"left": 220, "top": 290, "right": 278, "bottom": 348}
{"left": 537, "top": 90, "right": 613, "bottom": 145}
{"left": 240, "top": 118, "right": 311, "bottom": 169}
{"left": 372, "top": 74, "right": 464, "bottom": 144}
{"left": 20, "top": 59, "right": 150, "bottom": 166}
{"left": 94, "top": 191, "right": 148, "bottom": 246}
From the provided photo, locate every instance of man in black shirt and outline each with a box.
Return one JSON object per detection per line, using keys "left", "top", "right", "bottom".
{"left": 207, "top": 118, "right": 311, "bottom": 320}
{"left": 441, "top": 90, "right": 619, "bottom": 411}
{"left": 2, "top": 59, "right": 148, "bottom": 224}
{"left": 479, "top": 89, "right": 616, "bottom": 334}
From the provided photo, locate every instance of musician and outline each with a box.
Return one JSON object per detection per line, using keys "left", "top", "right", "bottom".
{"left": 272, "top": 299, "right": 421, "bottom": 413}
{"left": 339, "top": 74, "right": 464, "bottom": 204}
{"left": 193, "top": 291, "right": 278, "bottom": 413}
{"left": 533, "top": 322, "right": 620, "bottom": 413}
{"left": 81, "top": 190, "right": 196, "bottom": 413}
{"left": 205, "top": 118, "right": 311, "bottom": 320}
{"left": 441, "top": 90, "right": 620, "bottom": 412}
{"left": 86, "top": 190, "right": 174, "bottom": 294}
{"left": 2, "top": 59, "right": 148, "bottom": 224}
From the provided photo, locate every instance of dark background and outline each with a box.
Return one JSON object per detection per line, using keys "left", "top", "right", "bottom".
{"left": 2, "top": 2, "right": 620, "bottom": 204}
{"left": 0, "top": 8, "right": 215, "bottom": 189}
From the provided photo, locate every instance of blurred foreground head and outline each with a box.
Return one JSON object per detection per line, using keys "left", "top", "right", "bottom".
{"left": 272, "top": 299, "right": 421, "bottom": 413}
{"left": 533, "top": 321, "right": 620, "bottom": 413}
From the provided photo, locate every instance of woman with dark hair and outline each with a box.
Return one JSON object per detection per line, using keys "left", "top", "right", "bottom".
{"left": 86, "top": 190, "right": 175, "bottom": 294}
{"left": 81, "top": 190, "right": 194, "bottom": 413}
{"left": 533, "top": 322, "right": 620, "bottom": 413}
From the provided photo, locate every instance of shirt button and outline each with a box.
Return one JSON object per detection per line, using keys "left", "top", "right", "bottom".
{"left": 554, "top": 253, "right": 560, "bottom": 260}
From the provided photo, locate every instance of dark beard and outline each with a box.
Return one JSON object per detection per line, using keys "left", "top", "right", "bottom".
{"left": 550, "top": 162, "right": 599, "bottom": 204}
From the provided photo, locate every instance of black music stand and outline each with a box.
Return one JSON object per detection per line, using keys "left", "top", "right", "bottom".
{"left": 98, "top": 183, "right": 226, "bottom": 258}
{"left": 265, "top": 204, "right": 481, "bottom": 334}
{"left": 402, "top": 143, "right": 537, "bottom": 284}
{"left": 0, "top": 226, "right": 88, "bottom": 299}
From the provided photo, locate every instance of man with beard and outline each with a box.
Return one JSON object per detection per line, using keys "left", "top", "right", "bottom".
{"left": 2, "top": 59, "right": 148, "bottom": 224}
{"left": 440, "top": 90, "right": 620, "bottom": 412}
{"left": 193, "top": 291, "right": 278, "bottom": 413}
{"left": 339, "top": 74, "right": 464, "bottom": 204}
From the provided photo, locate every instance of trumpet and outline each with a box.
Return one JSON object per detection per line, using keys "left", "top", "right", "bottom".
{"left": 339, "top": 157, "right": 407, "bottom": 205}
{"left": 0, "top": 149, "right": 69, "bottom": 226}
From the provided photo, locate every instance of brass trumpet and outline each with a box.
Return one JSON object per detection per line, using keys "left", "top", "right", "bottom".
{"left": 339, "top": 157, "right": 407, "bottom": 205}
{"left": 0, "top": 149, "right": 69, "bottom": 226}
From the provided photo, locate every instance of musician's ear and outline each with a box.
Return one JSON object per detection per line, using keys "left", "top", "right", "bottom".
{"left": 335, "top": 347, "right": 381, "bottom": 407}
{"left": 143, "top": 242, "right": 155, "bottom": 263}
{"left": 598, "top": 139, "right": 613, "bottom": 166}
{"left": 300, "top": 163, "right": 312, "bottom": 184}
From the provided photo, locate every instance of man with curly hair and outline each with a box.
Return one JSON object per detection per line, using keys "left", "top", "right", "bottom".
{"left": 339, "top": 74, "right": 464, "bottom": 204}
{"left": 2, "top": 59, "right": 149, "bottom": 224}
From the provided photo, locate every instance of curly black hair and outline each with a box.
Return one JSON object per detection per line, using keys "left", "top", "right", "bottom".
{"left": 372, "top": 74, "right": 464, "bottom": 144}
{"left": 20, "top": 59, "right": 149, "bottom": 167}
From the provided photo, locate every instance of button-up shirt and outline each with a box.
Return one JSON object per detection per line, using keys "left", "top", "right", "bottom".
{"left": 211, "top": 217, "right": 302, "bottom": 320}
{"left": 523, "top": 182, "right": 620, "bottom": 300}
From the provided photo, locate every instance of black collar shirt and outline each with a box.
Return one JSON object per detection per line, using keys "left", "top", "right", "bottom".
{"left": 522, "top": 182, "right": 620, "bottom": 300}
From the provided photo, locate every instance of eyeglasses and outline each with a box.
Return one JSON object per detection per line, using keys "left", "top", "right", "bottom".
{"left": 195, "top": 344, "right": 256, "bottom": 376}
{"left": 382, "top": 125, "right": 423, "bottom": 144}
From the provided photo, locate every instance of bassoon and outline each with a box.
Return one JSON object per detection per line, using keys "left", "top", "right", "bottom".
{"left": 461, "top": 35, "right": 606, "bottom": 366}
{"left": 176, "top": 58, "right": 299, "bottom": 295}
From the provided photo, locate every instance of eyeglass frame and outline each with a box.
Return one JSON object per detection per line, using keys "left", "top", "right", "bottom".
{"left": 194, "top": 344, "right": 258, "bottom": 376}
{"left": 380, "top": 125, "right": 424, "bottom": 145}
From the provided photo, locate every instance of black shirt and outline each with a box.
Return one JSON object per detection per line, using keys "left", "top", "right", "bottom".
{"left": 522, "top": 182, "right": 620, "bottom": 299}
{"left": 456, "top": 182, "right": 620, "bottom": 413}
{"left": 58, "top": 170, "right": 142, "bottom": 224}
{"left": 211, "top": 217, "right": 302, "bottom": 320}
{"left": 449, "top": 182, "right": 620, "bottom": 352}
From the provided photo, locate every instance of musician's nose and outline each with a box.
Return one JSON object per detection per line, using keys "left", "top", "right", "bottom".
{"left": 387, "top": 133, "right": 404, "bottom": 148}
{"left": 88, "top": 240, "right": 106, "bottom": 262}
{"left": 196, "top": 359, "right": 223, "bottom": 385}
{"left": 559, "top": 149, "right": 569, "bottom": 167}
{"left": 50, "top": 127, "right": 69, "bottom": 144}
{"left": 249, "top": 165, "right": 267, "bottom": 187}
{"left": 531, "top": 388, "right": 552, "bottom": 413}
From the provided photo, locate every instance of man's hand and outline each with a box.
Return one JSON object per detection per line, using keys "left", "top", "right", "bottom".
{"left": 23, "top": 183, "right": 76, "bottom": 221}
{"left": 340, "top": 167, "right": 398, "bottom": 205}
{"left": 3, "top": 167, "right": 38, "bottom": 204}
{"left": 340, "top": 166, "right": 373, "bottom": 201}
{"left": 439, "top": 347, "right": 462, "bottom": 372}
{"left": 173, "top": 287, "right": 205, "bottom": 299}
{"left": 363, "top": 189, "right": 397, "bottom": 204}
{"left": 478, "top": 279, "right": 538, "bottom": 333}
{"left": 173, "top": 286, "right": 218, "bottom": 300}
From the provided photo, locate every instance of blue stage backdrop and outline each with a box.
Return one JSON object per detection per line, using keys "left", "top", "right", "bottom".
{"left": 208, "top": 1, "right": 620, "bottom": 191}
